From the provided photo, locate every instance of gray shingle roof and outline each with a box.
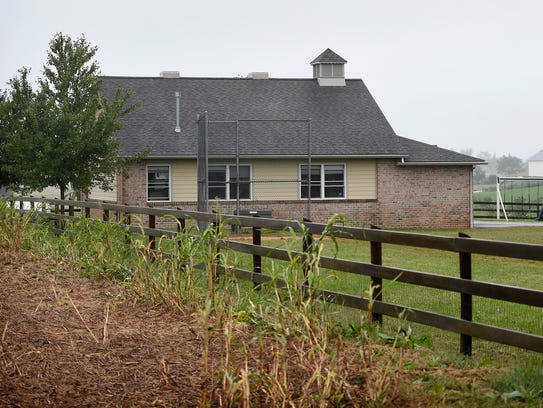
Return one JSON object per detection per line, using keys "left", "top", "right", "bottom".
{"left": 529, "top": 149, "right": 543, "bottom": 161}
{"left": 310, "top": 48, "right": 347, "bottom": 65}
{"left": 101, "top": 75, "right": 483, "bottom": 165}
{"left": 396, "top": 136, "right": 484, "bottom": 164}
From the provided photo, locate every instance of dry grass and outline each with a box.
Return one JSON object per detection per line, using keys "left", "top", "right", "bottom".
{"left": 0, "top": 247, "right": 512, "bottom": 407}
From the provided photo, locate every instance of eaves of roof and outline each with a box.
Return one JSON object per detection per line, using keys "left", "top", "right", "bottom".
{"left": 397, "top": 161, "right": 487, "bottom": 166}
{"left": 142, "top": 154, "right": 407, "bottom": 160}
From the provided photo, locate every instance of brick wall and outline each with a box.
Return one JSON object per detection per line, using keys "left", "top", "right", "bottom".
{"left": 377, "top": 160, "right": 472, "bottom": 228}
{"left": 118, "top": 162, "right": 147, "bottom": 205}
{"left": 119, "top": 160, "right": 473, "bottom": 229}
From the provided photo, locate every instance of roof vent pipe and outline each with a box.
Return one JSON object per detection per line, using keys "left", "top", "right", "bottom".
{"left": 175, "top": 91, "right": 181, "bottom": 133}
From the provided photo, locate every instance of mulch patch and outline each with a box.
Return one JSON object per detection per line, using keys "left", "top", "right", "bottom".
{"left": 0, "top": 249, "right": 214, "bottom": 407}
{"left": 0, "top": 248, "right": 501, "bottom": 407}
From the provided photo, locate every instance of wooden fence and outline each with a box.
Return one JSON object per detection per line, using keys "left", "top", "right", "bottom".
{"left": 11, "top": 196, "right": 543, "bottom": 356}
{"left": 474, "top": 200, "right": 543, "bottom": 219}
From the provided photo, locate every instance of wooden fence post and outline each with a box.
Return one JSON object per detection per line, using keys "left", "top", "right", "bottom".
{"left": 179, "top": 217, "right": 186, "bottom": 232}
{"left": 84, "top": 205, "right": 90, "bottom": 218}
{"left": 459, "top": 232, "right": 473, "bottom": 356}
{"left": 54, "top": 203, "right": 60, "bottom": 230}
{"left": 176, "top": 213, "right": 186, "bottom": 255}
{"left": 370, "top": 225, "right": 383, "bottom": 325}
{"left": 252, "top": 215, "right": 262, "bottom": 288}
{"left": 210, "top": 211, "right": 222, "bottom": 282}
{"left": 149, "top": 213, "right": 156, "bottom": 251}
{"left": 124, "top": 204, "right": 131, "bottom": 225}
{"left": 302, "top": 218, "right": 313, "bottom": 297}
{"left": 68, "top": 205, "right": 74, "bottom": 217}
{"left": 123, "top": 205, "right": 132, "bottom": 244}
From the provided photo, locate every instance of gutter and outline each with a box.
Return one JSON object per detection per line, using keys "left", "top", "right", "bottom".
{"left": 127, "top": 154, "right": 408, "bottom": 160}
{"left": 397, "top": 161, "right": 487, "bottom": 166}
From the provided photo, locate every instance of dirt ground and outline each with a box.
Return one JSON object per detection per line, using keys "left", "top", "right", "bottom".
{"left": 0, "top": 248, "right": 502, "bottom": 407}
{"left": 0, "top": 248, "right": 219, "bottom": 407}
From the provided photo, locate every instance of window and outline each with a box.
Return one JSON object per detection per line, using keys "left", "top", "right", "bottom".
{"left": 332, "top": 64, "right": 344, "bottom": 77}
{"left": 301, "top": 165, "right": 321, "bottom": 199}
{"left": 147, "top": 165, "right": 170, "bottom": 201}
{"left": 300, "top": 164, "right": 345, "bottom": 199}
{"left": 321, "top": 64, "right": 333, "bottom": 77}
{"left": 208, "top": 165, "right": 251, "bottom": 200}
{"left": 318, "top": 64, "right": 344, "bottom": 78}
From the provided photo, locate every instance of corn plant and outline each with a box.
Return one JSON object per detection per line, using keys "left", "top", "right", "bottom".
{"left": 0, "top": 199, "right": 46, "bottom": 251}
{"left": 50, "top": 216, "right": 135, "bottom": 280}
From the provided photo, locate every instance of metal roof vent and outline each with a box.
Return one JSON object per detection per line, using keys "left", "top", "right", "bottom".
{"left": 247, "top": 72, "right": 269, "bottom": 79}
{"left": 174, "top": 92, "right": 181, "bottom": 133}
{"left": 160, "top": 71, "right": 180, "bottom": 78}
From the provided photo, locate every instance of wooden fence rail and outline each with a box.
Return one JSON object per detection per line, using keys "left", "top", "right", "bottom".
{"left": 10, "top": 196, "right": 543, "bottom": 355}
{"left": 474, "top": 200, "right": 543, "bottom": 219}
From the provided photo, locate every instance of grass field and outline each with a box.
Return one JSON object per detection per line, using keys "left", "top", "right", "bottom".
{"left": 226, "top": 226, "right": 543, "bottom": 363}
{"left": 474, "top": 183, "right": 543, "bottom": 203}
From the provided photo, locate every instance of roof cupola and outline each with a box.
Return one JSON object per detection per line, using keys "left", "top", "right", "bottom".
{"left": 310, "top": 48, "right": 347, "bottom": 86}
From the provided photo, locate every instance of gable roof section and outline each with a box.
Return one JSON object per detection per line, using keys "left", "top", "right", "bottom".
{"left": 529, "top": 149, "right": 543, "bottom": 161}
{"left": 101, "top": 75, "right": 483, "bottom": 165}
{"left": 396, "top": 136, "right": 485, "bottom": 165}
{"left": 101, "top": 76, "right": 406, "bottom": 158}
{"left": 310, "top": 48, "right": 347, "bottom": 65}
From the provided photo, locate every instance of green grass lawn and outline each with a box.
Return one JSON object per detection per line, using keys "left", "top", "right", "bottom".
{"left": 474, "top": 184, "right": 543, "bottom": 202}
{"left": 224, "top": 226, "right": 543, "bottom": 362}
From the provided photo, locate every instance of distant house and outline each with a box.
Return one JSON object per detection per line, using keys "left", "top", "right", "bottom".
{"left": 528, "top": 150, "right": 543, "bottom": 176}
{"left": 92, "top": 49, "right": 484, "bottom": 228}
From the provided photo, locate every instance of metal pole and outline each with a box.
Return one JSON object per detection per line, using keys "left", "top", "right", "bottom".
{"left": 197, "top": 112, "right": 209, "bottom": 231}
{"left": 236, "top": 120, "right": 240, "bottom": 218}
{"left": 307, "top": 119, "right": 312, "bottom": 220}
{"left": 496, "top": 176, "right": 500, "bottom": 220}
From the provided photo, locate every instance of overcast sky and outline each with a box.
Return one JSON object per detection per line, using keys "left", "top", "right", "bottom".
{"left": 2, "top": 0, "right": 542, "bottom": 160}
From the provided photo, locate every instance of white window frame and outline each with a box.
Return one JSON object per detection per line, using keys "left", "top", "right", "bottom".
{"left": 208, "top": 164, "right": 252, "bottom": 201}
{"left": 147, "top": 164, "right": 171, "bottom": 202}
{"left": 299, "top": 163, "right": 346, "bottom": 200}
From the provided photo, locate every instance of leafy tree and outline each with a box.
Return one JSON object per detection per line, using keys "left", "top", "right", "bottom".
{"left": 0, "top": 68, "right": 44, "bottom": 192}
{"left": 496, "top": 154, "right": 527, "bottom": 176}
{"left": 0, "top": 33, "right": 139, "bottom": 199}
{"left": 473, "top": 165, "right": 488, "bottom": 185}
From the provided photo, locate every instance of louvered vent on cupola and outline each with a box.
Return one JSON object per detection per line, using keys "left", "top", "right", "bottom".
{"left": 310, "top": 48, "right": 347, "bottom": 86}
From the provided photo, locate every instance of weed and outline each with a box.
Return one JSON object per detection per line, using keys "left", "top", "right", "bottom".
{"left": 491, "top": 363, "right": 543, "bottom": 404}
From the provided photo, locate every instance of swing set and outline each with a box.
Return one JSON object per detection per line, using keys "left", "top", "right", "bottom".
{"left": 496, "top": 176, "right": 543, "bottom": 220}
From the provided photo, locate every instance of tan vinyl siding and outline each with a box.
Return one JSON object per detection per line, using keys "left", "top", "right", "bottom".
{"left": 171, "top": 160, "right": 197, "bottom": 201}
{"left": 252, "top": 159, "right": 376, "bottom": 200}
{"left": 253, "top": 160, "right": 299, "bottom": 200}
{"left": 346, "top": 159, "right": 376, "bottom": 199}
{"left": 87, "top": 178, "right": 117, "bottom": 202}
{"left": 165, "top": 159, "right": 375, "bottom": 202}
